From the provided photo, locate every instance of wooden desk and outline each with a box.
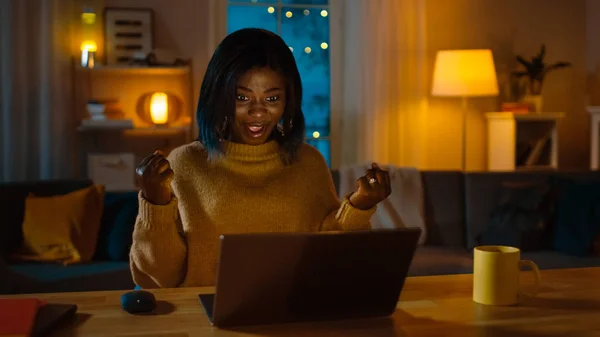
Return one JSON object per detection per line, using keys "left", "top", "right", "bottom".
{"left": 3, "top": 267, "right": 600, "bottom": 336}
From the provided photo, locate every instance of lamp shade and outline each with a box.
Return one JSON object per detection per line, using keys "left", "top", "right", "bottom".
{"left": 138, "top": 92, "right": 182, "bottom": 126}
{"left": 150, "top": 92, "right": 169, "bottom": 125}
{"left": 431, "top": 49, "right": 499, "bottom": 97}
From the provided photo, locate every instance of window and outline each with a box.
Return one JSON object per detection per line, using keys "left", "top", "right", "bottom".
{"left": 227, "top": 0, "right": 331, "bottom": 166}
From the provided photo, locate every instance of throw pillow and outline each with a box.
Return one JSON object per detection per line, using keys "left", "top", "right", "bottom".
{"left": 552, "top": 180, "right": 600, "bottom": 257}
{"left": 94, "top": 191, "right": 139, "bottom": 261}
{"left": 11, "top": 184, "right": 105, "bottom": 265}
{"left": 477, "top": 180, "right": 554, "bottom": 251}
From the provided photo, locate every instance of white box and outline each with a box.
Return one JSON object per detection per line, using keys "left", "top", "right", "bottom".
{"left": 87, "top": 153, "right": 137, "bottom": 191}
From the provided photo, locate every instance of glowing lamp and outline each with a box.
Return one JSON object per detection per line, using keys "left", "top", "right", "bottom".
{"left": 80, "top": 8, "right": 97, "bottom": 68}
{"left": 80, "top": 40, "right": 97, "bottom": 52}
{"left": 150, "top": 92, "right": 169, "bottom": 125}
{"left": 138, "top": 92, "right": 182, "bottom": 127}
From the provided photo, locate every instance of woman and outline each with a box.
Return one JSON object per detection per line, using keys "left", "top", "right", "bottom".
{"left": 130, "top": 28, "right": 391, "bottom": 289}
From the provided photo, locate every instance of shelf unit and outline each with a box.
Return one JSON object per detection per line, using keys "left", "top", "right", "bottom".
{"left": 485, "top": 112, "right": 564, "bottom": 171}
{"left": 72, "top": 61, "right": 195, "bottom": 185}
{"left": 588, "top": 106, "right": 600, "bottom": 170}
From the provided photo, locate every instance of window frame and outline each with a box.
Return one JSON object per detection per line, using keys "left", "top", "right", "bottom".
{"left": 208, "top": 0, "right": 342, "bottom": 169}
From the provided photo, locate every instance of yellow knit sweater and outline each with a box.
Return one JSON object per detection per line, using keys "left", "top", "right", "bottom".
{"left": 130, "top": 140, "right": 375, "bottom": 288}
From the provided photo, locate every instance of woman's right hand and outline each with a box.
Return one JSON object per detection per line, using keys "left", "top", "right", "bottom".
{"left": 136, "top": 150, "right": 174, "bottom": 205}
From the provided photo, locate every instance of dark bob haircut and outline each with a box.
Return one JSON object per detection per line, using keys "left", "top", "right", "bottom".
{"left": 196, "top": 28, "right": 306, "bottom": 163}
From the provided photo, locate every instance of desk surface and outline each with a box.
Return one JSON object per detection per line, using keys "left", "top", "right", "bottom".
{"left": 3, "top": 267, "right": 600, "bottom": 336}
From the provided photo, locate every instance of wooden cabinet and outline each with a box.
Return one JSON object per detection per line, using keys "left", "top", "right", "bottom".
{"left": 485, "top": 112, "right": 564, "bottom": 171}
{"left": 588, "top": 106, "right": 600, "bottom": 170}
{"left": 72, "top": 61, "right": 195, "bottom": 188}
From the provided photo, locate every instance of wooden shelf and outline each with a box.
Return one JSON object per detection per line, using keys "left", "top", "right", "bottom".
{"left": 78, "top": 124, "right": 191, "bottom": 136}
{"left": 124, "top": 126, "right": 191, "bottom": 136}
{"left": 485, "top": 112, "right": 565, "bottom": 121}
{"left": 485, "top": 112, "right": 563, "bottom": 171}
{"left": 76, "top": 65, "right": 190, "bottom": 76}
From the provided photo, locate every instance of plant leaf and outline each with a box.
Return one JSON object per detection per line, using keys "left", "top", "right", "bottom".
{"left": 516, "top": 55, "right": 532, "bottom": 70}
{"left": 548, "top": 61, "right": 571, "bottom": 70}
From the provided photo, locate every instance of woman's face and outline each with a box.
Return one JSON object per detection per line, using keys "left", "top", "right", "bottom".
{"left": 231, "top": 67, "right": 286, "bottom": 145}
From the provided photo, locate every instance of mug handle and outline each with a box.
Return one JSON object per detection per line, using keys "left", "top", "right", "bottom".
{"left": 518, "top": 260, "right": 541, "bottom": 297}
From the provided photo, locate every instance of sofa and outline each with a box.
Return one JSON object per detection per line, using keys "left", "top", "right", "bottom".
{"left": 0, "top": 180, "right": 137, "bottom": 294}
{"left": 391, "top": 170, "right": 600, "bottom": 276}
{"left": 2, "top": 170, "right": 600, "bottom": 294}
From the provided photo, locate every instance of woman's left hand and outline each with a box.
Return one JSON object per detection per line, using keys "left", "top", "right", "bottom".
{"left": 349, "top": 163, "right": 392, "bottom": 210}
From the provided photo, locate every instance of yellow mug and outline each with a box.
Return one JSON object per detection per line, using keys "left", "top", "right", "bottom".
{"left": 473, "top": 245, "right": 541, "bottom": 305}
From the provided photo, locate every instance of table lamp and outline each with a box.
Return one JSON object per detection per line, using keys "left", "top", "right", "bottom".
{"left": 150, "top": 92, "right": 169, "bottom": 125}
{"left": 431, "top": 49, "right": 499, "bottom": 170}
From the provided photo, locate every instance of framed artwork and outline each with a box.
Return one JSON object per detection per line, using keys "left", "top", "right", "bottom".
{"left": 104, "top": 7, "right": 154, "bottom": 65}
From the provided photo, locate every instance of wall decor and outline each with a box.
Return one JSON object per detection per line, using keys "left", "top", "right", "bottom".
{"left": 104, "top": 7, "right": 154, "bottom": 65}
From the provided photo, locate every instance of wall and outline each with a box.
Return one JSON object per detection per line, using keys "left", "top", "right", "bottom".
{"left": 74, "top": 0, "right": 591, "bottom": 171}
{"left": 424, "top": 0, "right": 588, "bottom": 170}
{"left": 79, "top": 0, "right": 211, "bottom": 136}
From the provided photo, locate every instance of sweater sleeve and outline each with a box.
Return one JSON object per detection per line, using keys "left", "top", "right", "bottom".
{"left": 129, "top": 192, "right": 187, "bottom": 288}
{"left": 303, "top": 147, "right": 376, "bottom": 231}
{"left": 321, "top": 193, "right": 377, "bottom": 231}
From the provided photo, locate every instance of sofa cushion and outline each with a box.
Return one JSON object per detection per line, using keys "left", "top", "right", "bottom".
{"left": 0, "top": 180, "right": 93, "bottom": 258}
{"left": 476, "top": 181, "right": 554, "bottom": 251}
{"left": 8, "top": 261, "right": 134, "bottom": 293}
{"left": 13, "top": 184, "right": 105, "bottom": 264}
{"left": 421, "top": 171, "right": 465, "bottom": 248}
{"left": 94, "top": 191, "right": 139, "bottom": 261}
{"left": 407, "top": 246, "right": 473, "bottom": 276}
{"left": 521, "top": 250, "right": 600, "bottom": 270}
{"left": 464, "top": 171, "right": 600, "bottom": 250}
{"left": 406, "top": 248, "right": 600, "bottom": 277}
{"left": 552, "top": 179, "right": 600, "bottom": 257}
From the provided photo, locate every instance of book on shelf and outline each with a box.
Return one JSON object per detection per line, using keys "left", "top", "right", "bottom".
{"left": 80, "top": 119, "right": 134, "bottom": 129}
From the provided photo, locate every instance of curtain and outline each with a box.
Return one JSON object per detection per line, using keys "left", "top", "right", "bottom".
{"left": 0, "top": 0, "right": 76, "bottom": 182}
{"left": 337, "top": 0, "right": 429, "bottom": 168}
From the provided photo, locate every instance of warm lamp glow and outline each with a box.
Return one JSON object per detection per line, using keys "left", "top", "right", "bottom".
{"left": 80, "top": 40, "right": 97, "bottom": 52}
{"left": 150, "top": 92, "right": 169, "bottom": 125}
{"left": 431, "top": 49, "right": 499, "bottom": 97}
{"left": 81, "top": 12, "right": 96, "bottom": 25}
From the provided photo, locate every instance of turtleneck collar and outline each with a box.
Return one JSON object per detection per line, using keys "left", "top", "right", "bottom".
{"left": 221, "top": 140, "right": 280, "bottom": 162}
{"left": 213, "top": 140, "right": 284, "bottom": 185}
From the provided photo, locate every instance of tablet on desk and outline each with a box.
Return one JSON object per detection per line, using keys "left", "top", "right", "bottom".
{"left": 199, "top": 228, "right": 421, "bottom": 328}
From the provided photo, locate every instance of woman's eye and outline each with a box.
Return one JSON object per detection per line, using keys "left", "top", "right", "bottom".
{"left": 236, "top": 95, "right": 249, "bottom": 101}
{"left": 266, "top": 96, "right": 279, "bottom": 102}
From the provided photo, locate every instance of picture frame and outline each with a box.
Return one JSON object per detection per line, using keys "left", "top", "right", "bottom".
{"left": 103, "top": 7, "right": 154, "bottom": 65}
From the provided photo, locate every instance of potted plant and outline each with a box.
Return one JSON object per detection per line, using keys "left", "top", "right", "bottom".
{"left": 512, "top": 44, "right": 571, "bottom": 113}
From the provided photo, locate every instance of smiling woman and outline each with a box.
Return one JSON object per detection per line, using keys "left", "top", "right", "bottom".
{"left": 232, "top": 67, "right": 286, "bottom": 145}
{"left": 227, "top": 0, "right": 331, "bottom": 165}
{"left": 128, "top": 28, "right": 392, "bottom": 290}
{"left": 196, "top": 28, "right": 305, "bottom": 163}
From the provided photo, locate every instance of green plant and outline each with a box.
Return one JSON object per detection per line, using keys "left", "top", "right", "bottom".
{"left": 512, "top": 44, "right": 571, "bottom": 95}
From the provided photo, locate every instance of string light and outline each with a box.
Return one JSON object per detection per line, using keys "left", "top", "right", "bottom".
{"left": 304, "top": 47, "right": 312, "bottom": 54}
{"left": 320, "top": 10, "right": 328, "bottom": 17}
{"left": 267, "top": 6, "right": 275, "bottom": 14}
{"left": 303, "top": 9, "right": 310, "bottom": 15}
{"left": 312, "top": 131, "right": 320, "bottom": 138}
{"left": 289, "top": 46, "right": 294, "bottom": 52}
{"left": 320, "top": 42, "right": 328, "bottom": 49}
{"left": 285, "top": 11, "right": 292, "bottom": 18}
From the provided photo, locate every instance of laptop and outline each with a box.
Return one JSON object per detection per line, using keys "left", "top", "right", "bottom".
{"left": 199, "top": 227, "right": 421, "bottom": 328}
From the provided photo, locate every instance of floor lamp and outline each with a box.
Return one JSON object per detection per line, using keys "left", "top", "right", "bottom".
{"left": 431, "top": 49, "right": 499, "bottom": 171}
